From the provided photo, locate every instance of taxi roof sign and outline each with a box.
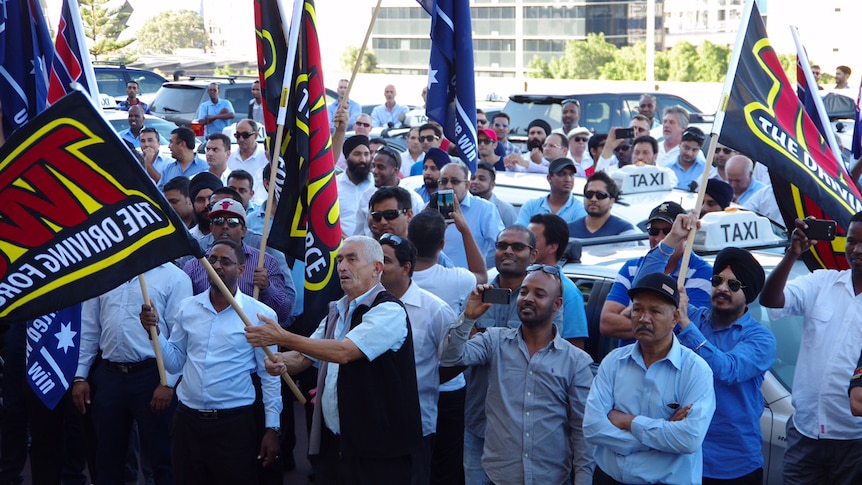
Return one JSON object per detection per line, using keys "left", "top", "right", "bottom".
{"left": 612, "top": 164, "right": 677, "bottom": 194}
{"left": 693, "top": 209, "right": 779, "bottom": 251}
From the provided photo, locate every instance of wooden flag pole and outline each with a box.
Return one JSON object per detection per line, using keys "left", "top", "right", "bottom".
{"left": 676, "top": 133, "right": 719, "bottom": 288}
{"left": 201, "top": 257, "right": 306, "bottom": 404}
{"left": 138, "top": 274, "right": 168, "bottom": 386}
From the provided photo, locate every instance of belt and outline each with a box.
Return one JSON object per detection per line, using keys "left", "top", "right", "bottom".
{"left": 103, "top": 358, "right": 156, "bottom": 374}
{"left": 178, "top": 403, "right": 252, "bottom": 421}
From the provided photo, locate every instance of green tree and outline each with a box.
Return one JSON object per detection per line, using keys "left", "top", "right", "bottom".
{"left": 776, "top": 53, "right": 797, "bottom": 84}
{"left": 526, "top": 55, "right": 552, "bottom": 79}
{"left": 693, "top": 41, "right": 731, "bottom": 82}
{"left": 665, "top": 41, "right": 699, "bottom": 82}
{"left": 79, "top": 0, "right": 134, "bottom": 60}
{"left": 340, "top": 46, "right": 380, "bottom": 73}
{"left": 136, "top": 10, "right": 208, "bottom": 55}
{"left": 600, "top": 42, "right": 646, "bottom": 80}
{"left": 548, "top": 33, "right": 617, "bottom": 79}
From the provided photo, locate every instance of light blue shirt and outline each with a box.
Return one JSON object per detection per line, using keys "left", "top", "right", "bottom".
{"left": 246, "top": 206, "right": 304, "bottom": 319}
{"left": 516, "top": 194, "right": 587, "bottom": 227}
{"left": 159, "top": 289, "right": 282, "bottom": 427}
{"left": 78, "top": 264, "right": 191, "bottom": 387}
{"left": 669, "top": 158, "right": 707, "bottom": 191}
{"left": 584, "top": 338, "right": 716, "bottom": 485}
{"left": 370, "top": 103, "right": 409, "bottom": 128}
{"left": 119, "top": 128, "right": 141, "bottom": 148}
{"left": 310, "top": 284, "right": 408, "bottom": 435}
{"left": 415, "top": 184, "right": 433, "bottom": 203}
{"left": 736, "top": 179, "right": 767, "bottom": 205}
{"left": 561, "top": 274, "right": 589, "bottom": 340}
{"left": 327, "top": 98, "right": 361, "bottom": 133}
{"left": 443, "top": 192, "right": 504, "bottom": 268}
{"left": 157, "top": 156, "right": 208, "bottom": 191}
{"left": 197, "top": 98, "right": 235, "bottom": 137}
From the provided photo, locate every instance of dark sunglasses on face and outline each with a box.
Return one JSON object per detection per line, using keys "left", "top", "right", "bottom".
{"left": 370, "top": 209, "right": 408, "bottom": 221}
{"left": 478, "top": 138, "right": 495, "bottom": 145}
{"left": 574, "top": 137, "right": 589, "bottom": 143}
{"left": 615, "top": 145, "right": 631, "bottom": 152}
{"left": 715, "top": 147, "right": 733, "bottom": 154}
{"left": 355, "top": 121, "right": 371, "bottom": 127}
{"left": 647, "top": 226, "right": 672, "bottom": 236}
{"left": 234, "top": 131, "right": 256, "bottom": 140}
{"left": 584, "top": 190, "right": 610, "bottom": 200}
{"left": 711, "top": 275, "right": 746, "bottom": 292}
{"left": 418, "top": 135, "right": 439, "bottom": 143}
{"left": 494, "top": 122, "right": 508, "bottom": 128}
{"left": 495, "top": 241, "right": 534, "bottom": 252}
{"left": 210, "top": 216, "right": 243, "bottom": 228}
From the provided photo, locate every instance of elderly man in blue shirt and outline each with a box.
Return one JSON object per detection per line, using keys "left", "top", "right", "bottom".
{"left": 634, "top": 212, "right": 776, "bottom": 483}
{"left": 584, "top": 272, "right": 716, "bottom": 485}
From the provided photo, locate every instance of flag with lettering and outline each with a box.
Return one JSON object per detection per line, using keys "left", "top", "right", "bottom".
{"left": 267, "top": 0, "right": 343, "bottom": 325}
{"left": 48, "top": 0, "right": 99, "bottom": 105}
{"left": 853, "top": 75, "right": 862, "bottom": 160}
{"left": 714, "top": 0, "right": 862, "bottom": 271}
{"left": 0, "top": 92, "right": 205, "bottom": 322}
{"left": 0, "top": 0, "right": 54, "bottom": 138}
{"left": 418, "top": 0, "right": 478, "bottom": 172}
{"left": 254, "top": 0, "right": 289, "bottom": 137}
{"left": 26, "top": 304, "right": 81, "bottom": 409}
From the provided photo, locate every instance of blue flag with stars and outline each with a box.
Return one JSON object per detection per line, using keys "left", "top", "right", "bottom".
{"left": 26, "top": 304, "right": 81, "bottom": 410}
{"left": 418, "top": 0, "right": 478, "bottom": 173}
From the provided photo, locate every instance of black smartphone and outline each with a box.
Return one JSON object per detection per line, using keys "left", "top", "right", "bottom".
{"left": 805, "top": 219, "right": 837, "bottom": 241}
{"left": 437, "top": 189, "right": 455, "bottom": 222}
{"left": 482, "top": 288, "right": 511, "bottom": 305}
{"left": 615, "top": 127, "right": 635, "bottom": 139}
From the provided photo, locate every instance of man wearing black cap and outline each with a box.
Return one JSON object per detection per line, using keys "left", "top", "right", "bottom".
{"left": 700, "top": 178, "right": 734, "bottom": 218}
{"left": 515, "top": 157, "right": 587, "bottom": 226}
{"left": 337, "top": 135, "right": 374, "bottom": 236}
{"left": 600, "top": 202, "right": 713, "bottom": 341}
{"left": 584, "top": 271, "right": 716, "bottom": 485}
{"left": 634, "top": 212, "right": 777, "bottom": 483}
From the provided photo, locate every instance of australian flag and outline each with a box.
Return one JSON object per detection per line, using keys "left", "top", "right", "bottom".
{"left": 48, "top": 0, "right": 99, "bottom": 105}
{"left": 853, "top": 76, "right": 862, "bottom": 160}
{"left": 26, "top": 305, "right": 82, "bottom": 410}
{"left": 418, "top": 0, "right": 478, "bottom": 172}
{"left": 0, "top": 0, "right": 54, "bottom": 138}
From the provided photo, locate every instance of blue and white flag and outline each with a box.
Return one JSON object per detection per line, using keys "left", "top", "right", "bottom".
{"left": 48, "top": 0, "right": 99, "bottom": 105}
{"left": 792, "top": 26, "right": 841, "bottom": 163}
{"left": 418, "top": 0, "right": 478, "bottom": 173}
{"left": 26, "top": 304, "right": 81, "bottom": 410}
{"left": 0, "top": 0, "right": 54, "bottom": 138}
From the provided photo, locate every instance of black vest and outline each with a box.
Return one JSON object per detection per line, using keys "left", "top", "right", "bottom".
{"left": 336, "top": 290, "right": 422, "bottom": 458}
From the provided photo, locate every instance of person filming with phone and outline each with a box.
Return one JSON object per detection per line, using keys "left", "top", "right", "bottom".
{"left": 440, "top": 226, "right": 587, "bottom": 484}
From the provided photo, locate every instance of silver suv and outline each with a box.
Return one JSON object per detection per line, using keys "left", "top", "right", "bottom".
{"left": 150, "top": 77, "right": 258, "bottom": 128}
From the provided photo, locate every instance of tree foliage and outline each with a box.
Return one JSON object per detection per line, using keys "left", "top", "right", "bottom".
{"left": 136, "top": 10, "right": 208, "bottom": 55}
{"left": 548, "top": 33, "right": 617, "bottom": 80}
{"left": 79, "top": 0, "right": 134, "bottom": 59}
{"left": 340, "top": 46, "right": 380, "bottom": 73}
{"left": 600, "top": 42, "right": 646, "bottom": 80}
{"left": 526, "top": 56, "right": 552, "bottom": 79}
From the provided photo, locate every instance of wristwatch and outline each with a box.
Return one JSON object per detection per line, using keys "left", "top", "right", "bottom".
{"left": 266, "top": 426, "right": 281, "bottom": 434}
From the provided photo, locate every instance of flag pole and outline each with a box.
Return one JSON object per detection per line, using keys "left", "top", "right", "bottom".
{"left": 254, "top": 0, "right": 301, "bottom": 300}
{"left": 137, "top": 275, "right": 167, "bottom": 386}
{"left": 676, "top": 134, "right": 718, "bottom": 288}
{"left": 201, "top": 257, "right": 306, "bottom": 404}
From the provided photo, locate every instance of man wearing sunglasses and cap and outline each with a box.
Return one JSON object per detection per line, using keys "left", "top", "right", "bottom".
{"left": 600, "top": 202, "right": 713, "bottom": 343}
{"left": 633, "top": 212, "right": 776, "bottom": 483}
{"left": 585, "top": 272, "right": 716, "bottom": 485}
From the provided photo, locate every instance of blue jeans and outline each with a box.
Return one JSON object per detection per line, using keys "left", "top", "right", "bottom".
{"left": 463, "top": 427, "right": 489, "bottom": 485}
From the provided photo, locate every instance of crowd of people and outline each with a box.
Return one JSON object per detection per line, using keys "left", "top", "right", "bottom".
{"left": 2, "top": 74, "right": 862, "bottom": 485}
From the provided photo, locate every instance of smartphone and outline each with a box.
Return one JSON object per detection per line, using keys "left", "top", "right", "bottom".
{"left": 615, "top": 127, "right": 635, "bottom": 139}
{"left": 482, "top": 288, "right": 511, "bottom": 305}
{"left": 805, "top": 219, "right": 837, "bottom": 241}
{"left": 437, "top": 189, "right": 456, "bottom": 223}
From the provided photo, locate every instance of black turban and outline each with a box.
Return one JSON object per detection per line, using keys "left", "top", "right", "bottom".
{"left": 188, "top": 172, "right": 223, "bottom": 201}
{"left": 528, "top": 119, "right": 552, "bottom": 137}
{"left": 705, "top": 179, "right": 734, "bottom": 210}
{"left": 714, "top": 247, "right": 764, "bottom": 304}
{"left": 424, "top": 147, "right": 451, "bottom": 169}
{"left": 342, "top": 135, "right": 370, "bottom": 158}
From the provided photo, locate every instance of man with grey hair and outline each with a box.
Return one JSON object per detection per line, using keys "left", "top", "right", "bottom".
{"left": 245, "top": 236, "right": 422, "bottom": 484}
{"left": 658, "top": 106, "right": 703, "bottom": 167}
{"left": 227, "top": 118, "right": 269, "bottom": 206}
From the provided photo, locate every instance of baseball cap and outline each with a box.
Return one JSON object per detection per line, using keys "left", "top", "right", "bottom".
{"left": 648, "top": 201, "right": 686, "bottom": 225}
{"left": 208, "top": 199, "right": 246, "bottom": 221}
{"left": 477, "top": 128, "right": 497, "bottom": 142}
{"left": 548, "top": 157, "right": 576, "bottom": 174}
{"left": 628, "top": 272, "right": 680, "bottom": 308}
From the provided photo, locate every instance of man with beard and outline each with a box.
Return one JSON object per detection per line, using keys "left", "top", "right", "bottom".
{"left": 469, "top": 162, "right": 516, "bottom": 227}
{"left": 334, "top": 113, "right": 374, "bottom": 171}
{"left": 415, "top": 147, "right": 450, "bottom": 203}
{"left": 568, "top": 172, "right": 637, "bottom": 239}
{"left": 552, "top": 98, "right": 580, "bottom": 135}
{"left": 584, "top": 272, "right": 715, "bottom": 484}
{"left": 634, "top": 213, "right": 776, "bottom": 483}
{"left": 354, "top": 145, "right": 426, "bottom": 237}
{"left": 440, "top": 266, "right": 593, "bottom": 484}
{"left": 763, "top": 213, "right": 862, "bottom": 483}
{"left": 188, "top": 172, "right": 223, "bottom": 239}
{"left": 668, "top": 127, "right": 708, "bottom": 191}
{"left": 337, "top": 135, "right": 374, "bottom": 236}
{"left": 503, "top": 119, "right": 552, "bottom": 172}
{"left": 516, "top": 158, "right": 587, "bottom": 226}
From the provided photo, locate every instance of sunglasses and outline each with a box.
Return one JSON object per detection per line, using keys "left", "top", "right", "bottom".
{"left": 614, "top": 145, "right": 631, "bottom": 152}
{"left": 478, "top": 138, "right": 495, "bottom": 145}
{"left": 573, "top": 137, "right": 589, "bottom": 143}
{"left": 495, "top": 241, "right": 534, "bottom": 252}
{"left": 562, "top": 98, "right": 580, "bottom": 107}
{"left": 438, "top": 178, "right": 465, "bottom": 186}
{"left": 711, "top": 275, "right": 746, "bottom": 292}
{"left": 370, "top": 209, "right": 408, "bottom": 221}
{"left": 210, "top": 216, "right": 243, "bottom": 228}
{"left": 477, "top": 119, "right": 488, "bottom": 125}
{"left": 682, "top": 128, "right": 706, "bottom": 144}
{"left": 584, "top": 190, "right": 610, "bottom": 200}
{"left": 494, "top": 122, "right": 509, "bottom": 128}
{"left": 234, "top": 131, "right": 256, "bottom": 140}
{"left": 380, "top": 233, "right": 405, "bottom": 245}
{"left": 647, "top": 226, "right": 672, "bottom": 236}
{"left": 377, "top": 144, "right": 398, "bottom": 159}
{"left": 355, "top": 121, "right": 371, "bottom": 127}
{"left": 418, "top": 135, "right": 439, "bottom": 143}
{"left": 526, "top": 264, "right": 561, "bottom": 276}
{"left": 715, "top": 147, "right": 733, "bottom": 154}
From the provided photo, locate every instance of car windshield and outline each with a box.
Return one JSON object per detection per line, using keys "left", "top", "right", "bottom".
{"left": 151, "top": 85, "right": 203, "bottom": 113}
{"left": 107, "top": 117, "right": 174, "bottom": 145}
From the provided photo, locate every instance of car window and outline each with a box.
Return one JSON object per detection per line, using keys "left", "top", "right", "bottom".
{"left": 95, "top": 70, "right": 126, "bottom": 98}
{"left": 132, "top": 72, "right": 166, "bottom": 96}
{"left": 152, "top": 85, "right": 204, "bottom": 114}
{"left": 503, "top": 101, "right": 560, "bottom": 136}
{"left": 655, "top": 95, "right": 703, "bottom": 118}
{"left": 747, "top": 299, "right": 801, "bottom": 391}
{"left": 580, "top": 100, "right": 613, "bottom": 133}
{"left": 223, "top": 86, "right": 252, "bottom": 115}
